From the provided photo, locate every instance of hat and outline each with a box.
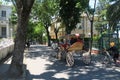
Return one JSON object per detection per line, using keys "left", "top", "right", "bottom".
{"left": 110, "top": 42, "right": 115, "bottom": 47}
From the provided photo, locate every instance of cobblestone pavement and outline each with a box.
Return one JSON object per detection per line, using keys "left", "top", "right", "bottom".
{"left": 25, "top": 45, "right": 120, "bottom": 80}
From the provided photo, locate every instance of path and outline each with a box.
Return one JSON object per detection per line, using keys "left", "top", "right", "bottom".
{"left": 25, "top": 45, "right": 120, "bottom": 80}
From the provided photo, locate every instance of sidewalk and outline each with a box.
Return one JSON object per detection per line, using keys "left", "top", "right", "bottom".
{"left": 0, "top": 57, "right": 11, "bottom": 74}
{"left": 25, "top": 45, "right": 120, "bottom": 80}
{"left": 0, "top": 45, "right": 120, "bottom": 80}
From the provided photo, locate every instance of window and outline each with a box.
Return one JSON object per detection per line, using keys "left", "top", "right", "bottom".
{"left": 1, "top": 10, "right": 6, "bottom": 17}
{"left": 1, "top": 27, "right": 6, "bottom": 38}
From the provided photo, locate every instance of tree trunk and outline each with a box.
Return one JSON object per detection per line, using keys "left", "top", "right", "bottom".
{"left": 54, "top": 28, "right": 58, "bottom": 42}
{"left": 7, "top": 12, "right": 29, "bottom": 77}
{"left": 6, "top": 0, "right": 35, "bottom": 78}
{"left": 46, "top": 27, "right": 51, "bottom": 46}
{"left": 44, "top": 24, "right": 51, "bottom": 46}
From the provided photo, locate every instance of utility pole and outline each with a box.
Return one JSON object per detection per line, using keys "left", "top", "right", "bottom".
{"left": 86, "top": 0, "right": 97, "bottom": 63}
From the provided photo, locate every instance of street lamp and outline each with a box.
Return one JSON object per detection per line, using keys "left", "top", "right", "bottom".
{"left": 86, "top": 0, "right": 97, "bottom": 63}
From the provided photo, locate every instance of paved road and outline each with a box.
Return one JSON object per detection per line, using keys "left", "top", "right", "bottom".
{"left": 25, "top": 45, "right": 120, "bottom": 80}
{"left": 0, "top": 45, "right": 119, "bottom": 80}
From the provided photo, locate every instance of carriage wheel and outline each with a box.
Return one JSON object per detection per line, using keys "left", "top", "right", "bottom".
{"left": 57, "top": 50, "right": 67, "bottom": 60}
{"left": 57, "top": 51, "right": 62, "bottom": 60}
{"left": 66, "top": 52, "right": 74, "bottom": 66}
{"left": 82, "top": 53, "right": 91, "bottom": 64}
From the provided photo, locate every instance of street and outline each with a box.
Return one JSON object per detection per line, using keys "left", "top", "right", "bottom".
{"left": 0, "top": 44, "right": 120, "bottom": 80}
{"left": 25, "top": 45, "right": 120, "bottom": 80}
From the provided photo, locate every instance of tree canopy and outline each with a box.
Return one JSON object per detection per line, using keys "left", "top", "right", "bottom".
{"left": 94, "top": 0, "right": 109, "bottom": 32}
{"left": 107, "top": 0, "right": 120, "bottom": 31}
{"left": 32, "top": 0, "right": 60, "bottom": 46}
{"left": 59, "top": 0, "right": 89, "bottom": 34}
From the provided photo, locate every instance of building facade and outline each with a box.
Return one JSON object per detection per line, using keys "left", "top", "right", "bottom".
{"left": 71, "top": 13, "right": 98, "bottom": 38}
{"left": 0, "top": 5, "right": 12, "bottom": 38}
{"left": 49, "top": 13, "right": 99, "bottom": 39}
{"left": 49, "top": 21, "right": 65, "bottom": 39}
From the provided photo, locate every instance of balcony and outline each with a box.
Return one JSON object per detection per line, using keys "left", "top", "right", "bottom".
{"left": 0, "top": 17, "right": 9, "bottom": 21}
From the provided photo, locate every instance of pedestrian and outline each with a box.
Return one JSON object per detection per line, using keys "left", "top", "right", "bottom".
{"left": 107, "top": 42, "right": 119, "bottom": 64}
{"left": 26, "top": 41, "right": 30, "bottom": 48}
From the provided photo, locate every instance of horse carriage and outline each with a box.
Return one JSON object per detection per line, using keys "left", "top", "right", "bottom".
{"left": 57, "top": 34, "right": 91, "bottom": 66}
{"left": 56, "top": 34, "right": 114, "bottom": 67}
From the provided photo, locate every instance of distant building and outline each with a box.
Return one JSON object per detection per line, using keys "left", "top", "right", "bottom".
{"left": 0, "top": 5, "right": 12, "bottom": 38}
{"left": 49, "top": 17, "right": 66, "bottom": 39}
{"left": 71, "top": 12, "right": 98, "bottom": 38}
{"left": 49, "top": 13, "right": 99, "bottom": 39}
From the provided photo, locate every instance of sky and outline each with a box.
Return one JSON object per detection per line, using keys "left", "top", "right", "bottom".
{"left": 89, "top": 0, "right": 99, "bottom": 8}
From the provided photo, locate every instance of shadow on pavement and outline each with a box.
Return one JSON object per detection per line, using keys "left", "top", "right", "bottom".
{"left": 26, "top": 60, "right": 120, "bottom": 80}
{"left": 0, "top": 64, "right": 10, "bottom": 74}
{"left": 25, "top": 45, "right": 56, "bottom": 59}
{"left": 25, "top": 45, "right": 120, "bottom": 80}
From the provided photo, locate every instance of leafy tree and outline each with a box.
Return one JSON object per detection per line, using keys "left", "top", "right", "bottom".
{"left": 95, "top": 0, "right": 110, "bottom": 32}
{"left": 10, "top": 6, "right": 17, "bottom": 25}
{"left": 107, "top": 0, "right": 120, "bottom": 31}
{"left": 1, "top": 0, "right": 35, "bottom": 78}
{"left": 9, "top": 4, "right": 45, "bottom": 44}
{"left": 32, "top": 0, "right": 60, "bottom": 46}
{"left": 26, "top": 21, "right": 36, "bottom": 41}
{"left": 33, "top": 22, "right": 46, "bottom": 44}
{"left": 59, "top": 0, "right": 89, "bottom": 34}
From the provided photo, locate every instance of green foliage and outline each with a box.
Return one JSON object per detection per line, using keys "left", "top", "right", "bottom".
{"left": 59, "top": 0, "right": 89, "bottom": 34}
{"left": 106, "top": 0, "right": 120, "bottom": 31}
{"left": 94, "top": 0, "right": 109, "bottom": 34}
{"left": 0, "top": 1, "right": 2, "bottom": 4}
{"left": 32, "top": 0, "right": 60, "bottom": 45}
{"left": 10, "top": 6, "right": 17, "bottom": 24}
{"left": 93, "top": 35, "right": 99, "bottom": 41}
{"left": 34, "top": 23, "right": 45, "bottom": 35}
{"left": 27, "top": 22, "right": 46, "bottom": 43}
{"left": 9, "top": 5, "right": 46, "bottom": 42}
{"left": 26, "top": 22, "right": 35, "bottom": 40}
{"left": 32, "top": 0, "right": 59, "bottom": 26}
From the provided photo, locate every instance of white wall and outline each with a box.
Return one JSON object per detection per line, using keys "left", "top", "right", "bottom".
{"left": 0, "top": 5, "right": 12, "bottom": 38}
{"left": 0, "top": 39, "right": 14, "bottom": 60}
{"left": 0, "top": 5, "right": 12, "bottom": 19}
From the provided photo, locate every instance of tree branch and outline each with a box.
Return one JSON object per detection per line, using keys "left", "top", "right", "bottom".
{"left": 85, "top": 10, "right": 91, "bottom": 21}
{"left": 27, "top": 0, "right": 35, "bottom": 7}
{"left": 11, "top": 0, "right": 17, "bottom": 8}
{"left": 13, "top": 0, "right": 23, "bottom": 14}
